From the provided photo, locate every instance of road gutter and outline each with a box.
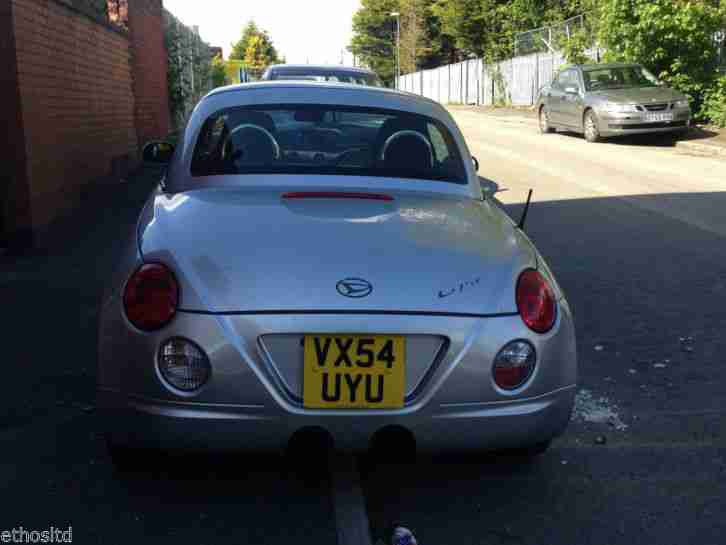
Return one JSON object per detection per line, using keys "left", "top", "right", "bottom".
{"left": 675, "top": 139, "right": 726, "bottom": 157}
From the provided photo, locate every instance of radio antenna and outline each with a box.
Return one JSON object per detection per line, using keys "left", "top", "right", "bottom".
{"left": 518, "top": 189, "right": 533, "bottom": 231}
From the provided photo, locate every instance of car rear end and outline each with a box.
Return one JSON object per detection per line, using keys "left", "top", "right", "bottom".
{"left": 98, "top": 249, "right": 576, "bottom": 453}
{"left": 98, "top": 84, "right": 576, "bottom": 454}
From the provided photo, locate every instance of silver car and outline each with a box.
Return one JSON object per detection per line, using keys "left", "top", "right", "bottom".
{"left": 536, "top": 63, "right": 691, "bottom": 142}
{"left": 98, "top": 81, "right": 577, "bottom": 463}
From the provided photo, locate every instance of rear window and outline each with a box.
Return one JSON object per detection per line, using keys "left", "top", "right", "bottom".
{"left": 191, "top": 105, "right": 467, "bottom": 184}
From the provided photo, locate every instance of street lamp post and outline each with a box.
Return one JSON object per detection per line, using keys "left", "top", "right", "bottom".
{"left": 390, "top": 11, "right": 400, "bottom": 89}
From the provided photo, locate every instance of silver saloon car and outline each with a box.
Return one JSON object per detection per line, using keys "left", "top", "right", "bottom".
{"left": 536, "top": 63, "right": 691, "bottom": 142}
{"left": 98, "top": 82, "right": 577, "bottom": 462}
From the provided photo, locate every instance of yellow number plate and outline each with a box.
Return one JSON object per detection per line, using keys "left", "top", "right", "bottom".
{"left": 303, "top": 335, "right": 405, "bottom": 409}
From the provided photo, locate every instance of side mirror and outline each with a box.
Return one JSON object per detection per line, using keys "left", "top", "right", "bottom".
{"left": 564, "top": 86, "right": 579, "bottom": 95}
{"left": 142, "top": 141, "right": 175, "bottom": 164}
{"left": 471, "top": 156, "right": 480, "bottom": 172}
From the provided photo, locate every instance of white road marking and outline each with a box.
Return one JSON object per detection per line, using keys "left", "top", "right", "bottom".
{"left": 330, "top": 451, "right": 373, "bottom": 545}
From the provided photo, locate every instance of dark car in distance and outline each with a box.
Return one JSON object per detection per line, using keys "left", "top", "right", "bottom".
{"left": 261, "top": 64, "right": 384, "bottom": 87}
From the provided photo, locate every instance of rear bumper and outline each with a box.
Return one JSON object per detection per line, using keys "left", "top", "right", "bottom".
{"left": 97, "top": 384, "right": 576, "bottom": 452}
{"left": 98, "top": 292, "right": 577, "bottom": 453}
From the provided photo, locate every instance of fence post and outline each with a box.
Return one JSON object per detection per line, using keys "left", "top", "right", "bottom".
{"left": 448, "top": 64, "right": 451, "bottom": 104}
{"left": 534, "top": 52, "right": 539, "bottom": 105}
{"left": 464, "top": 60, "right": 469, "bottom": 104}
{"left": 461, "top": 63, "right": 465, "bottom": 103}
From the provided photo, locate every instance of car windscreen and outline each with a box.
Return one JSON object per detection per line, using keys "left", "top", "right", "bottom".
{"left": 190, "top": 105, "right": 467, "bottom": 184}
{"left": 583, "top": 66, "right": 659, "bottom": 91}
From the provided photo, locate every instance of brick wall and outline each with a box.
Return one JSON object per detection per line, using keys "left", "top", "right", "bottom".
{"left": 2, "top": 0, "right": 174, "bottom": 246}
{"left": 10, "top": 0, "right": 138, "bottom": 231}
{"left": 0, "top": 1, "right": 32, "bottom": 246}
{"left": 127, "top": 0, "right": 170, "bottom": 147}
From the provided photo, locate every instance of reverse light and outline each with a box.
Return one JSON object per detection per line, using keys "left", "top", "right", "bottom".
{"left": 516, "top": 269, "right": 557, "bottom": 334}
{"left": 158, "top": 338, "right": 211, "bottom": 392}
{"left": 493, "top": 340, "right": 536, "bottom": 390}
{"left": 123, "top": 263, "right": 179, "bottom": 331}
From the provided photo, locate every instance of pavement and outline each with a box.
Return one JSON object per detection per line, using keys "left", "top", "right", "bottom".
{"left": 1, "top": 111, "right": 725, "bottom": 544}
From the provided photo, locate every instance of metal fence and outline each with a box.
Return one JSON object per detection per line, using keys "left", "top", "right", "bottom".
{"left": 398, "top": 50, "right": 604, "bottom": 107}
{"left": 514, "top": 14, "right": 592, "bottom": 57}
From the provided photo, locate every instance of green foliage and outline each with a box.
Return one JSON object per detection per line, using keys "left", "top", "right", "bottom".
{"left": 431, "top": 0, "right": 594, "bottom": 62}
{"left": 350, "top": 0, "right": 458, "bottom": 84}
{"left": 243, "top": 35, "right": 278, "bottom": 76}
{"left": 229, "top": 21, "right": 282, "bottom": 73}
{"left": 597, "top": 0, "right": 725, "bottom": 110}
{"left": 210, "top": 55, "right": 228, "bottom": 88}
{"left": 559, "top": 29, "right": 591, "bottom": 64}
{"left": 164, "top": 10, "right": 215, "bottom": 129}
{"left": 350, "top": 0, "right": 400, "bottom": 85}
{"left": 230, "top": 22, "right": 260, "bottom": 60}
{"left": 700, "top": 73, "right": 726, "bottom": 127}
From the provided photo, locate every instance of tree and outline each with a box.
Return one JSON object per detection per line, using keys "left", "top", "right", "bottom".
{"left": 598, "top": 0, "right": 726, "bottom": 109}
{"left": 243, "top": 35, "right": 279, "bottom": 77}
{"left": 229, "top": 21, "right": 260, "bottom": 60}
{"left": 229, "top": 21, "right": 282, "bottom": 69}
{"left": 398, "top": 0, "right": 457, "bottom": 72}
{"left": 210, "top": 55, "right": 228, "bottom": 88}
{"left": 350, "top": 0, "right": 400, "bottom": 85}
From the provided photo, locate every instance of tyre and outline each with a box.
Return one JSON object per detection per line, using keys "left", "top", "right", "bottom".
{"left": 583, "top": 110, "right": 601, "bottom": 143}
{"left": 539, "top": 106, "right": 555, "bottom": 134}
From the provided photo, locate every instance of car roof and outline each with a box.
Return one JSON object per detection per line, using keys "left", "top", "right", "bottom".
{"left": 266, "top": 64, "right": 376, "bottom": 75}
{"left": 204, "top": 80, "right": 438, "bottom": 108}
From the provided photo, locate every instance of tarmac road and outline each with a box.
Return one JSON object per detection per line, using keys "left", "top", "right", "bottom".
{"left": 1, "top": 112, "right": 725, "bottom": 544}
{"left": 362, "top": 110, "right": 726, "bottom": 544}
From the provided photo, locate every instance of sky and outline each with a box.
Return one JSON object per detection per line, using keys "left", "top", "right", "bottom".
{"left": 163, "top": 0, "right": 362, "bottom": 65}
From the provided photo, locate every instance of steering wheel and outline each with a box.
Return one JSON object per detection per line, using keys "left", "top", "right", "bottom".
{"left": 222, "top": 124, "right": 281, "bottom": 165}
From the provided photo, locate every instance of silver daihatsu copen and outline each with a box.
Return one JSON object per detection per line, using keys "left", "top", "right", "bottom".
{"left": 98, "top": 81, "right": 577, "bottom": 464}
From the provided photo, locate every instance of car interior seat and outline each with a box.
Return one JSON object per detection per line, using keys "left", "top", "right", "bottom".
{"left": 376, "top": 117, "right": 435, "bottom": 173}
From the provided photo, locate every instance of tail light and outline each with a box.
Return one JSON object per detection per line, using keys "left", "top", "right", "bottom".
{"left": 123, "top": 263, "right": 179, "bottom": 331}
{"left": 516, "top": 269, "right": 556, "bottom": 333}
{"left": 282, "top": 191, "right": 394, "bottom": 201}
